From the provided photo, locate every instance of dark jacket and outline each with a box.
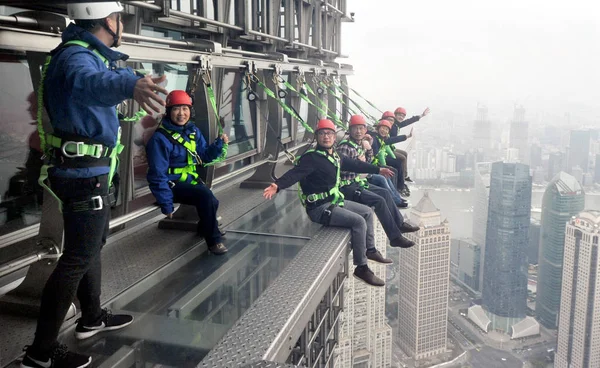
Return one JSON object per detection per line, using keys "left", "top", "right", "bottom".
{"left": 275, "top": 146, "right": 380, "bottom": 207}
{"left": 367, "top": 131, "right": 407, "bottom": 157}
{"left": 45, "top": 23, "right": 141, "bottom": 178}
{"left": 146, "top": 118, "right": 224, "bottom": 214}
{"left": 390, "top": 115, "right": 420, "bottom": 137}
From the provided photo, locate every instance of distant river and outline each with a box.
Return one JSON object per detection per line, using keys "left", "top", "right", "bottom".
{"left": 407, "top": 188, "right": 600, "bottom": 239}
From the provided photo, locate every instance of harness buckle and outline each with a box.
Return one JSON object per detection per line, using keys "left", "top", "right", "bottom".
{"left": 90, "top": 144, "right": 104, "bottom": 159}
{"left": 61, "top": 141, "right": 84, "bottom": 158}
{"left": 90, "top": 195, "right": 104, "bottom": 210}
{"left": 306, "top": 194, "right": 318, "bottom": 203}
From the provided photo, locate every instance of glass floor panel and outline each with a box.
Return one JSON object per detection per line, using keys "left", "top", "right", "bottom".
{"left": 225, "top": 188, "right": 322, "bottom": 238}
{"left": 62, "top": 232, "right": 307, "bottom": 367}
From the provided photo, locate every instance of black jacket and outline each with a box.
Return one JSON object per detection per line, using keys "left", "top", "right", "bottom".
{"left": 390, "top": 115, "right": 420, "bottom": 137}
{"left": 275, "top": 147, "right": 380, "bottom": 205}
{"left": 367, "top": 131, "right": 407, "bottom": 157}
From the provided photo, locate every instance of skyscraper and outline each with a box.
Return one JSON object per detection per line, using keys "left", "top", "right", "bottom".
{"left": 536, "top": 172, "right": 585, "bottom": 329}
{"left": 473, "top": 104, "right": 491, "bottom": 160}
{"left": 568, "top": 130, "right": 591, "bottom": 173}
{"left": 473, "top": 162, "right": 491, "bottom": 293}
{"left": 547, "top": 152, "right": 564, "bottom": 181}
{"left": 556, "top": 211, "right": 600, "bottom": 368}
{"left": 336, "top": 220, "right": 392, "bottom": 368}
{"left": 482, "top": 162, "right": 531, "bottom": 332}
{"left": 509, "top": 106, "right": 529, "bottom": 164}
{"left": 397, "top": 193, "right": 450, "bottom": 360}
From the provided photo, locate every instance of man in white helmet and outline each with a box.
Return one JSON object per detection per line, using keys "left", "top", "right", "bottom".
{"left": 21, "top": 2, "right": 168, "bottom": 368}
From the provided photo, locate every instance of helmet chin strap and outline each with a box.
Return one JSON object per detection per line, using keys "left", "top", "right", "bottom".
{"left": 101, "top": 13, "right": 121, "bottom": 47}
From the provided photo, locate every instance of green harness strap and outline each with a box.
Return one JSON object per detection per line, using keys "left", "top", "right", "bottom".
{"left": 337, "top": 140, "right": 369, "bottom": 189}
{"left": 36, "top": 40, "right": 127, "bottom": 211}
{"left": 159, "top": 125, "right": 202, "bottom": 185}
{"left": 302, "top": 82, "right": 345, "bottom": 128}
{"left": 373, "top": 136, "right": 396, "bottom": 167}
{"left": 203, "top": 83, "right": 228, "bottom": 167}
{"left": 295, "top": 149, "right": 344, "bottom": 207}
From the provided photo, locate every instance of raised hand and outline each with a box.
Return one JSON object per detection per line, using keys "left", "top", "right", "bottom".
{"left": 133, "top": 75, "right": 168, "bottom": 114}
{"left": 263, "top": 183, "right": 278, "bottom": 199}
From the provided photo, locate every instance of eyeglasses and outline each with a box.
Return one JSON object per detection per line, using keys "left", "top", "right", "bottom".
{"left": 317, "top": 131, "right": 336, "bottom": 137}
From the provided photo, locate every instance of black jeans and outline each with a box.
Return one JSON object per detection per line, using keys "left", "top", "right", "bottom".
{"left": 172, "top": 181, "right": 221, "bottom": 247}
{"left": 32, "top": 174, "right": 110, "bottom": 353}
{"left": 386, "top": 157, "right": 405, "bottom": 190}
{"left": 340, "top": 183, "right": 404, "bottom": 241}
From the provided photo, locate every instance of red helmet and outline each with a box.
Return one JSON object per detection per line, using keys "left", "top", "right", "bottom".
{"left": 375, "top": 119, "right": 393, "bottom": 130}
{"left": 316, "top": 119, "right": 336, "bottom": 132}
{"left": 349, "top": 115, "right": 367, "bottom": 127}
{"left": 381, "top": 111, "right": 394, "bottom": 119}
{"left": 166, "top": 90, "right": 193, "bottom": 107}
{"left": 394, "top": 107, "right": 407, "bottom": 115}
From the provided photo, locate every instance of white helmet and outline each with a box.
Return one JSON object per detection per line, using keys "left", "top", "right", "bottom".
{"left": 67, "top": 2, "right": 124, "bottom": 20}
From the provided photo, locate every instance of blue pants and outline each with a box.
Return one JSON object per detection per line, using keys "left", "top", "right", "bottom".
{"left": 368, "top": 174, "right": 404, "bottom": 206}
{"left": 172, "top": 182, "right": 221, "bottom": 247}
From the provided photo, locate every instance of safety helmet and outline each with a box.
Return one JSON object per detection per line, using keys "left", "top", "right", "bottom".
{"left": 381, "top": 111, "right": 394, "bottom": 120}
{"left": 394, "top": 107, "right": 407, "bottom": 115}
{"left": 166, "top": 90, "right": 193, "bottom": 107}
{"left": 349, "top": 115, "right": 367, "bottom": 127}
{"left": 316, "top": 119, "right": 336, "bottom": 132}
{"left": 67, "top": 2, "right": 124, "bottom": 20}
{"left": 375, "top": 119, "right": 393, "bottom": 130}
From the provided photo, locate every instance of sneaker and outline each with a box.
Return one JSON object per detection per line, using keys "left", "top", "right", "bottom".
{"left": 399, "top": 222, "right": 420, "bottom": 233}
{"left": 366, "top": 250, "right": 393, "bottom": 264}
{"left": 390, "top": 236, "right": 415, "bottom": 248}
{"left": 75, "top": 309, "right": 134, "bottom": 340}
{"left": 405, "top": 177, "right": 414, "bottom": 183}
{"left": 208, "top": 242, "right": 228, "bottom": 255}
{"left": 353, "top": 265, "right": 385, "bottom": 287}
{"left": 21, "top": 344, "right": 91, "bottom": 368}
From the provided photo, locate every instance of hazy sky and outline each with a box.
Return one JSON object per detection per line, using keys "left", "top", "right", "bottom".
{"left": 340, "top": 0, "right": 600, "bottom": 126}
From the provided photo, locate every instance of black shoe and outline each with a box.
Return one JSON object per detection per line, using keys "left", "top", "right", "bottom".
{"left": 405, "top": 177, "right": 413, "bottom": 183}
{"left": 399, "top": 222, "right": 420, "bottom": 233}
{"left": 366, "top": 250, "right": 393, "bottom": 265}
{"left": 390, "top": 236, "right": 415, "bottom": 248}
{"left": 75, "top": 309, "right": 133, "bottom": 340}
{"left": 397, "top": 202, "right": 409, "bottom": 209}
{"left": 353, "top": 265, "right": 385, "bottom": 287}
{"left": 21, "top": 344, "right": 91, "bottom": 368}
{"left": 208, "top": 242, "right": 228, "bottom": 255}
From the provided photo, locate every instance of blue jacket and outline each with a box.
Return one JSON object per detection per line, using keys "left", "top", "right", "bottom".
{"left": 146, "top": 118, "right": 224, "bottom": 214}
{"left": 45, "top": 23, "right": 141, "bottom": 178}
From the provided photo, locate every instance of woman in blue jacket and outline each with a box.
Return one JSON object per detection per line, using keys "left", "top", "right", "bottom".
{"left": 146, "top": 90, "right": 229, "bottom": 255}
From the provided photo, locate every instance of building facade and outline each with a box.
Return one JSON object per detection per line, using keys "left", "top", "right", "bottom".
{"left": 556, "top": 211, "right": 600, "bottom": 368}
{"left": 450, "top": 238, "right": 480, "bottom": 294}
{"left": 536, "top": 172, "right": 585, "bottom": 329}
{"left": 473, "top": 162, "right": 492, "bottom": 293}
{"left": 397, "top": 193, "right": 450, "bottom": 360}
{"left": 482, "top": 162, "right": 531, "bottom": 332}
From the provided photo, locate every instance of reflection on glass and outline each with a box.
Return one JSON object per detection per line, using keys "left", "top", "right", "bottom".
{"left": 280, "top": 74, "right": 291, "bottom": 139}
{"left": 296, "top": 98, "right": 309, "bottom": 143}
{"left": 99, "top": 233, "right": 306, "bottom": 366}
{"left": 219, "top": 70, "right": 256, "bottom": 157}
{"left": 130, "top": 62, "right": 189, "bottom": 191}
{"left": 0, "top": 52, "right": 42, "bottom": 235}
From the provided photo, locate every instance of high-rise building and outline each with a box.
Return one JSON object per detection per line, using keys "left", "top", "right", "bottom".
{"left": 547, "top": 152, "right": 564, "bottom": 181}
{"left": 528, "top": 219, "right": 541, "bottom": 265}
{"left": 473, "top": 104, "right": 491, "bottom": 160}
{"left": 482, "top": 162, "right": 531, "bottom": 332}
{"left": 530, "top": 144, "right": 542, "bottom": 168}
{"left": 556, "top": 211, "right": 600, "bottom": 368}
{"left": 536, "top": 172, "right": 585, "bottom": 329}
{"left": 568, "top": 130, "right": 591, "bottom": 173}
{"left": 473, "top": 162, "right": 491, "bottom": 292}
{"left": 336, "top": 220, "right": 392, "bottom": 368}
{"left": 450, "top": 238, "right": 480, "bottom": 293}
{"left": 595, "top": 153, "right": 600, "bottom": 183}
{"left": 397, "top": 193, "right": 450, "bottom": 360}
{"left": 509, "top": 106, "right": 529, "bottom": 164}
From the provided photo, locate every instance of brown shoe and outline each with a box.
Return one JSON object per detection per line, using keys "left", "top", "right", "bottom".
{"left": 353, "top": 265, "right": 385, "bottom": 287}
{"left": 399, "top": 222, "right": 420, "bottom": 233}
{"left": 208, "top": 243, "right": 228, "bottom": 255}
{"left": 366, "top": 250, "right": 393, "bottom": 265}
{"left": 390, "top": 236, "right": 415, "bottom": 248}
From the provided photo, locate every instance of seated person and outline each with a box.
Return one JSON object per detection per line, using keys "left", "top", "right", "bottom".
{"left": 146, "top": 90, "right": 228, "bottom": 255}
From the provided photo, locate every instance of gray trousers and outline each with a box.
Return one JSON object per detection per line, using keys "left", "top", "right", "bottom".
{"left": 306, "top": 200, "right": 375, "bottom": 266}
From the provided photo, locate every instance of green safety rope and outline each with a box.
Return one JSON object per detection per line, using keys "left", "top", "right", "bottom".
{"left": 346, "top": 85, "right": 384, "bottom": 115}
{"left": 330, "top": 82, "right": 379, "bottom": 124}
{"left": 295, "top": 149, "right": 344, "bottom": 207}
{"left": 253, "top": 76, "right": 314, "bottom": 134}
{"left": 302, "top": 81, "right": 345, "bottom": 128}
{"left": 202, "top": 77, "right": 229, "bottom": 167}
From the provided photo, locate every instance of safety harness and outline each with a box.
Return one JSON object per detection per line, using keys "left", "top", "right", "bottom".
{"left": 37, "top": 40, "right": 125, "bottom": 212}
{"left": 371, "top": 135, "right": 396, "bottom": 167}
{"left": 295, "top": 149, "right": 345, "bottom": 208}
{"left": 156, "top": 124, "right": 205, "bottom": 185}
{"left": 337, "top": 139, "right": 369, "bottom": 189}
